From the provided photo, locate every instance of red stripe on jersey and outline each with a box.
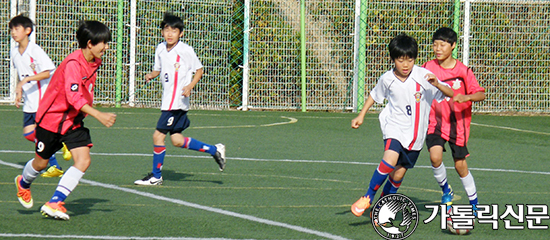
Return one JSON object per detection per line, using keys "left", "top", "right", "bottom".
{"left": 408, "top": 83, "right": 421, "bottom": 150}
{"left": 168, "top": 55, "right": 181, "bottom": 110}
{"left": 30, "top": 57, "right": 43, "bottom": 101}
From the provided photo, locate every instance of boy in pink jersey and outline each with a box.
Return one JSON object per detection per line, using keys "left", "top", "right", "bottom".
{"left": 9, "top": 15, "right": 71, "bottom": 177}
{"left": 14, "top": 21, "right": 116, "bottom": 220}
{"left": 422, "top": 27, "right": 485, "bottom": 210}
{"left": 133, "top": 12, "right": 225, "bottom": 186}
{"left": 350, "top": 34, "right": 453, "bottom": 217}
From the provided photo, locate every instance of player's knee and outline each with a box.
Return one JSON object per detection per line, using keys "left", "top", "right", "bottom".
{"left": 171, "top": 141, "right": 183, "bottom": 147}
{"left": 23, "top": 131, "right": 36, "bottom": 142}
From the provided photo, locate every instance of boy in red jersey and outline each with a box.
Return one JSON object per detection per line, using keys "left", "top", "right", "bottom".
{"left": 422, "top": 27, "right": 485, "bottom": 210}
{"left": 14, "top": 21, "right": 116, "bottom": 220}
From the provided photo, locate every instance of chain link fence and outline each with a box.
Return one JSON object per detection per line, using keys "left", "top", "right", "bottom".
{"left": 1, "top": 0, "right": 12, "bottom": 101}
{"left": 2, "top": 0, "right": 549, "bottom": 112}
{"left": 467, "top": 1, "right": 550, "bottom": 112}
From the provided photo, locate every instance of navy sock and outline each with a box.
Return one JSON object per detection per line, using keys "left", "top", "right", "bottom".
{"left": 365, "top": 160, "right": 395, "bottom": 202}
{"left": 182, "top": 137, "right": 217, "bottom": 155}
{"left": 49, "top": 155, "right": 61, "bottom": 170}
{"left": 152, "top": 145, "right": 166, "bottom": 178}
{"left": 382, "top": 176, "right": 403, "bottom": 197}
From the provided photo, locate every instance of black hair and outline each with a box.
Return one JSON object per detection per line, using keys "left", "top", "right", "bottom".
{"left": 160, "top": 12, "right": 184, "bottom": 32}
{"left": 9, "top": 15, "right": 34, "bottom": 35}
{"left": 432, "top": 27, "right": 457, "bottom": 45}
{"left": 76, "top": 21, "right": 112, "bottom": 49}
{"left": 388, "top": 33, "right": 418, "bottom": 60}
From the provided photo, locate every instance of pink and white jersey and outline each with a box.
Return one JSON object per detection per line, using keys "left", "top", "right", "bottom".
{"left": 370, "top": 65, "right": 448, "bottom": 151}
{"left": 153, "top": 41, "right": 203, "bottom": 111}
{"left": 10, "top": 42, "right": 56, "bottom": 113}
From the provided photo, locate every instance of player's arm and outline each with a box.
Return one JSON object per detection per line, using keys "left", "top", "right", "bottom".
{"left": 145, "top": 71, "right": 160, "bottom": 82}
{"left": 351, "top": 95, "right": 375, "bottom": 129}
{"left": 14, "top": 70, "right": 53, "bottom": 108}
{"left": 425, "top": 73, "right": 453, "bottom": 97}
{"left": 182, "top": 68, "right": 203, "bottom": 97}
{"left": 80, "top": 104, "right": 116, "bottom": 128}
{"left": 453, "top": 91, "right": 485, "bottom": 103}
{"left": 22, "top": 70, "right": 52, "bottom": 83}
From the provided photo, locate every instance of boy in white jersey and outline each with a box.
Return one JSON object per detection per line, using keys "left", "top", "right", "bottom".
{"left": 9, "top": 15, "right": 71, "bottom": 178}
{"left": 134, "top": 12, "right": 226, "bottom": 186}
{"left": 350, "top": 34, "right": 453, "bottom": 217}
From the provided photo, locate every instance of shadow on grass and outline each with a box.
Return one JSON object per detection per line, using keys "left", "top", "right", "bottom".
{"left": 162, "top": 170, "right": 223, "bottom": 185}
{"left": 66, "top": 198, "right": 112, "bottom": 216}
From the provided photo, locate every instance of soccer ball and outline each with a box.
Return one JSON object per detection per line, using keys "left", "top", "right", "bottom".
{"left": 446, "top": 207, "right": 471, "bottom": 235}
{"left": 446, "top": 218, "right": 471, "bottom": 235}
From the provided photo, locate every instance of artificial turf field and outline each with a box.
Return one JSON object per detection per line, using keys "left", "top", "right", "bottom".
{"left": 0, "top": 105, "right": 548, "bottom": 239}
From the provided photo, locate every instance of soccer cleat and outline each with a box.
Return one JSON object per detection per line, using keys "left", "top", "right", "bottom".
{"left": 61, "top": 143, "right": 72, "bottom": 161}
{"left": 41, "top": 201, "right": 69, "bottom": 220}
{"left": 41, "top": 166, "right": 64, "bottom": 178}
{"left": 134, "top": 173, "right": 163, "bottom": 185}
{"left": 213, "top": 143, "right": 226, "bottom": 172}
{"left": 441, "top": 185, "right": 454, "bottom": 205}
{"left": 351, "top": 195, "right": 371, "bottom": 217}
{"left": 14, "top": 175, "right": 33, "bottom": 209}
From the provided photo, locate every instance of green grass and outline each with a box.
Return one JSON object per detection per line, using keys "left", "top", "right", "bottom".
{"left": 0, "top": 106, "right": 549, "bottom": 239}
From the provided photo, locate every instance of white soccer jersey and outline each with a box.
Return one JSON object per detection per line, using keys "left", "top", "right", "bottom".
{"left": 153, "top": 41, "right": 203, "bottom": 111}
{"left": 370, "top": 65, "right": 447, "bottom": 151}
{"left": 10, "top": 42, "right": 56, "bottom": 113}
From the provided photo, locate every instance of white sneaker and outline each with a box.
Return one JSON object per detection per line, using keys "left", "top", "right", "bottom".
{"left": 213, "top": 143, "right": 226, "bottom": 172}
{"left": 134, "top": 173, "right": 163, "bottom": 185}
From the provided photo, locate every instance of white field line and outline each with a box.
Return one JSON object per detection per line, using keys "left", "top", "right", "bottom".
{"left": 0, "top": 234, "right": 253, "bottom": 240}
{"left": 0, "top": 159, "right": 349, "bottom": 240}
{"left": 470, "top": 122, "right": 550, "bottom": 135}
{"left": 2, "top": 150, "right": 549, "bottom": 176}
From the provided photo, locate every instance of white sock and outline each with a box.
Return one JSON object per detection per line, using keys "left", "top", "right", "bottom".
{"left": 55, "top": 167, "right": 85, "bottom": 198}
{"left": 460, "top": 171, "right": 478, "bottom": 204}
{"left": 22, "top": 158, "right": 40, "bottom": 185}
{"left": 432, "top": 162, "right": 448, "bottom": 187}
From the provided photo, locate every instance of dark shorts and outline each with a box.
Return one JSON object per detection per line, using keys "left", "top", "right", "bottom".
{"left": 23, "top": 112, "right": 36, "bottom": 127}
{"left": 426, "top": 134, "right": 469, "bottom": 159}
{"left": 384, "top": 138, "right": 421, "bottom": 169}
{"left": 156, "top": 110, "right": 191, "bottom": 135}
{"left": 35, "top": 126, "right": 93, "bottom": 159}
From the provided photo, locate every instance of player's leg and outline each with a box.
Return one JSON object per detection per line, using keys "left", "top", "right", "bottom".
{"left": 134, "top": 112, "right": 174, "bottom": 185}
{"left": 450, "top": 143, "right": 478, "bottom": 206}
{"left": 426, "top": 134, "right": 453, "bottom": 204}
{"left": 381, "top": 166, "right": 407, "bottom": 196}
{"left": 171, "top": 110, "right": 225, "bottom": 171}
{"left": 15, "top": 126, "right": 60, "bottom": 209}
{"left": 351, "top": 139, "right": 400, "bottom": 217}
{"left": 22, "top": 114, "right": 63, "bottom": 176}
{"left": 15, "top": 156, "right": 49, "bottom": 209}
{"left": 134, "top": 130, "right": 166, "bottom": 185}
{"left": 177, "top": 134, "right": 226, "bottom": 171}
{"left": 41, "top": 127, "right": 92, "bottom": 220}
{"left": 455, "top": 158, "right": 478, "bottom": 206}
{"left": 380, "top": 148, "right": 419, "bottom": 196}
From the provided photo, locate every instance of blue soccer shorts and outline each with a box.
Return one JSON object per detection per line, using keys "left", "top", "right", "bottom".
{"left": 156, "top": 110, "right": 191, "bottom": 135}
{"left": 23, "top": 112, "right": 36, "bottom": 127}
{"left": 383, "top": 138, "right": 421, "bottom": 169}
